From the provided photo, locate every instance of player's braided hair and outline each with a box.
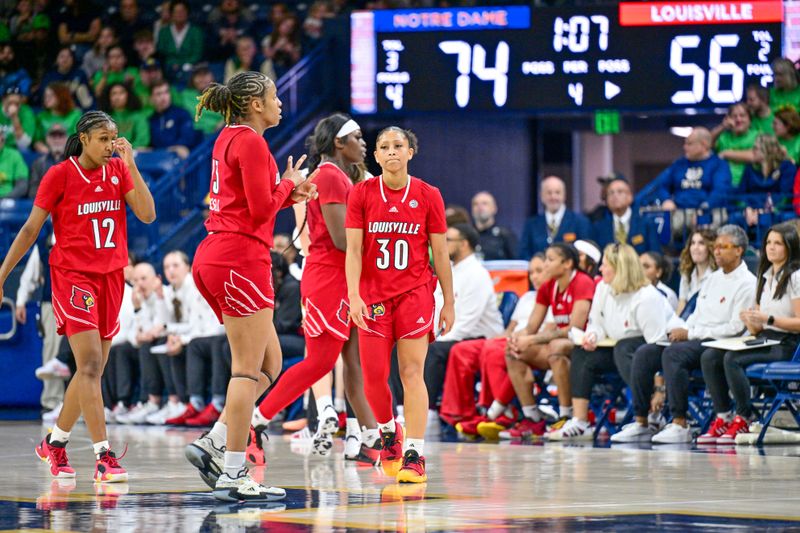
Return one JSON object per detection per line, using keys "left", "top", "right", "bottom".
{"left": 64, "top": 110, "right": 116, "bottom": 159}
{"left": 195, "top": 71, "right": 273, "bottom": 125}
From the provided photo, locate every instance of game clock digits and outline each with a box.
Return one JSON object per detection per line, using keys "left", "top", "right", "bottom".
{"left": 350, "top": 1, "right": 783, "bottom": 114}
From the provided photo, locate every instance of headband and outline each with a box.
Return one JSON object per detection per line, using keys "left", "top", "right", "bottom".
{"left": 574, "top": 240, "right": 601, "bottom": 264}
{"left": 336, "top": 119, "right": 360, "bottom": 138}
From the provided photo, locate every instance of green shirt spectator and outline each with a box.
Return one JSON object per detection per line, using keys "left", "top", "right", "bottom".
{"left": 716, "top": 129, "right": 758, "bottom": 188}
{"left": 750, "top": 114, "right": 774, "bottom": 135}
{"left": 713, "top": 103, "right": 758, "bottom": 188}
{"left": 33, "top": 83, "right": 81, "bottom": 150}
{"left": 112, "top": 108, "right": 150, "bottom": 149}
{"left": 156, "top": 2, "right": 204, "bottom": 77}
{"left": 774, "top": 107, "right": 800, "bottom": 164}
{"left": 91, "top": 44, "right": 141, "bottom": 99}
{"left": 0, "top": 134, "right": 29, "bottom": 197}
{"left": 746, "top": 84, "right": 773, "bottom": 135}
{"left": 177, "top": 65, "right": 223, "bottom": 135}
{"left": 0, "top": 90, "right": 36, "bottom": 150}
{"left": 769, "top": 58, "right": 800, "bottom": 113}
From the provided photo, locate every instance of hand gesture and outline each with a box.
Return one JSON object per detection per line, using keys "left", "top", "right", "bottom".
{"left": 113, "top": 137, "right": 135, "bottom": 167}
{"left": 290, "top": 168, "right": 319, "bottom": 203}
{"left": 349, "top": 295, "right": 368, "bottom": 330}
{"left": 438, "top": 300, "right": 454, "bottom": 337}
{"left": 282, "top": 154, "right": 308, "bottom": 187}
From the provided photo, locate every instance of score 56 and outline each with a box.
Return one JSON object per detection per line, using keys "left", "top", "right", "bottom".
{"left": 439, "top": 40, "right": 509, "bottom": 108}
{"left": 670, "top": 34, "right": 745, "bottom": 105}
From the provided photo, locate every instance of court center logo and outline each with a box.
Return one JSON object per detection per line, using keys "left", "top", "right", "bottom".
{"left": 70, "top": 286, "right": 95, "bottom": 312}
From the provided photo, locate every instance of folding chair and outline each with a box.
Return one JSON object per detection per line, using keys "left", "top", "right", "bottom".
{"left": 590, "top": 373, "right": 633, "bottom": 440}
{"left": 753, "top": 343, "right": 800, "bottom": 445}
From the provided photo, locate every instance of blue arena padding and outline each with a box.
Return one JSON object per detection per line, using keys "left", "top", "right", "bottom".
{"left": 0, "top": 302, "right": 43, "bottom": 408}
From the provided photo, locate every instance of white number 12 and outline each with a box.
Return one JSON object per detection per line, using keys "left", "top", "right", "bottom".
{"left": 91, "top": 218, "right": 116, "bottom": 249}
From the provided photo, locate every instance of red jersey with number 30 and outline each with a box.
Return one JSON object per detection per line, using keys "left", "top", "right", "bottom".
{"left": 34, "top": 156, "right": 134, "bottom": 274}
{"left": 205, "top": 125, "right": 295, "bottom": 249}
{"left": 306, "top": 162, "right": 351, "bottom": 268}
{"left": 345, "top": 175, "right": 446, "bottom": 304}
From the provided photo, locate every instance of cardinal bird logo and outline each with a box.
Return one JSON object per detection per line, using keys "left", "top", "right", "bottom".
{"left": 370, "top": 303, "right": 386, "bottom": 319}
{"left": 337, "top": 300, "right": 350, "bottom": 326}
{"left": 70, "top": 286, "right": 95, "bottom": 312}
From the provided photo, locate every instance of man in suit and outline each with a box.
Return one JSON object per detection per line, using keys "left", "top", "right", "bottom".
{"left": 519, "top": 175, "right": 592, "bottom": 260}
{"left": 595, "top": 177, "right": 661, "bottom": 254}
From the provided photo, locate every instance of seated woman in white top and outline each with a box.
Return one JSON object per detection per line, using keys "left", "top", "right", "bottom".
{"left": 698, "top": 222, "right": 800, "bottom": 444}
{"left": 677, "top": 229, "right": 717, "bottom": 317}
{"left": 548, "top": 243, "right": 670, "bottom": 440}
{"left": 640, "top": 251, "right": 678, "bottom": 310}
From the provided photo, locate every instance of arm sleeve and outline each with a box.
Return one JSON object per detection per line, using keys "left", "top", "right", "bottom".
{"left": 438, "top": 270, "right": 494, "bottom": 342}
{"left": 584, "top": 283, "right": 607, "bottom": 341}
{"left": 33, "top": 164, "right": 65, "bottom": 212}
{"left": 15, "top": 246, "right": 40, "bottom": 306}
{"left": 237, "top": 134, "right": 294, "bottom": 226}
{"left": 426, "top": 187, "right": 447, "bottom": 234}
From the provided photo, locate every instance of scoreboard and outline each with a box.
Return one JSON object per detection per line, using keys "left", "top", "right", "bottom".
{"left": 350, "top": 1, "right": 784, "bottom": 114}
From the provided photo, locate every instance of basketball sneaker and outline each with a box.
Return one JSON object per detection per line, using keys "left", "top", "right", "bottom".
{"left": 185, "top": 431, "right": 225, "bottom": 489}
{"left": 212, "top": 467, "right": 286, "bottom": 502}
{"left": 186, "top": 403, "right": 222, "bottom": 427}
{"left": 546, "top": 417, "right": 593, "bottom": 441}
{"left": 476, "top": 413, "right": 517, "bottom": 441}
{"left": 344, "top": 433, "right": 362, "bottom": 460}
{"left": 165, "top": 404, "right": 200, "bottom": 426}
{"left": 547, "top": 416, "right": 570, "bottom": 432}
{"left": 246, "top": 425, "right": 267, "bottom": 466}
{"left": 35, "top": 434, "right": 75, "bottom": 478}
{"left": 312, "top": 407, "right": 339, "bottom": 456}
{"left": 396, "top": 450, "right": 427, "bottom": 483}
{"left": 498, "top": 418, "right": 546, "bottom": 440}
{"left": 697, "top": 417, "right": 731, "bottom": 444}
{"left": 610, "top": 422, "right": 655, "bottom": 443}
{"left": 94, "top": 449, "right": 128, "bottom": 483}
{"left": 716, "top": 415, "right": 750, "bottom": 445}
{"left": 349, "top": 441, "right": 381, "bottom": 466}
{"left": 380, "top": 421, "right": 404, "bottom": 476}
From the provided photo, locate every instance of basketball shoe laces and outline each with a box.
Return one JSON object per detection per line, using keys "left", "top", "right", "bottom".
{"left": 381, "top": 432, "right": 397, "bottom": 450}
{"left": 99, "top": 445, "right": 128, "bottom": 468}
{"left": 50, "top": 445, "right": 69, "bottom": 467}
{"left": 402, "top": 451, "right": 423, "bottom": 473}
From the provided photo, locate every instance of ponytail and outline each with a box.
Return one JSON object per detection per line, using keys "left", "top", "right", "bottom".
{"left": 64, "top": 110, "right": 116, "bottom": 160}
{"left": 64, "top": 133, "right": 82, "bottom": 158}
{"left": 196, "top": 71, "right": 273, "bottom": 125}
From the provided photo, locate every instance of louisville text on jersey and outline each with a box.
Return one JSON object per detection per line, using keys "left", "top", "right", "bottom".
{"left": 367, "top": 222, "right": 421, "bottom": 234}
{"left": 77, "top": 200, "right": 122, "bottom": 216}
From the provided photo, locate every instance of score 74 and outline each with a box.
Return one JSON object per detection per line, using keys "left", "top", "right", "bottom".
{"left": 439, "top": 40, "right": 509, "bottom": 108}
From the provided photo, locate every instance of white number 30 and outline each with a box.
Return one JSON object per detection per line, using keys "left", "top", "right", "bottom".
{"left": 376, "top": 238, "right": 409, "bottom": 270}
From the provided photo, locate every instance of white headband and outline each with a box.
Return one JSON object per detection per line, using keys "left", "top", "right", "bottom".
{"left": 336, "top": 119, "right": 360, "bottom": 138}
{"left": 574, "top": 240, "right": 601, "bottom": 264}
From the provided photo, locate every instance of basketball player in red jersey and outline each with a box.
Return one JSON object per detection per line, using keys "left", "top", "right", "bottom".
{"left": 251, "top": 113, "right": 380, "bottom": 463}
{"left": 186, "top": 71, "right": 317, "bottom": 502}
{"left": 346, "top": 127, "right": 455, "bottom": 483}
{"left": 0, "top": 111, "right": 156, "bottom": 482}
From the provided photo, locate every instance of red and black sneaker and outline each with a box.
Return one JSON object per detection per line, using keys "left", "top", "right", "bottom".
{"left": 379, "top": 421, "right": 404, "bottom": 477}
{"left": 246, "top": 425, "right": 268, "bottom": 466}
{"left": 94, "top": 449, "right": 128, "bottom": 483}
{"left": 352, "top": 440, "right": 382, "bottom": 466}
{"left": 165, "top": 404, "right": 200, "bottom": 426}
{"left": 35, "top": 434, "right": 75, "bottom": 478}
{"left": 185, "top": 403, "right": 221, "bottom": 427}
{"left": 396, "top": 450, "right": 427, "bottom": 483}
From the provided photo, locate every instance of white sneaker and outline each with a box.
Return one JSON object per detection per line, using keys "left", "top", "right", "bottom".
{"left": 425, "top": 409, "right": 441, "bottom": 439}
{"left": 546, "top": 417, "right": 593, "bottom": 441}
{"left": 42, "top": 403, "right": 63, "bottom": 424}
{"left": 610, "top": 422, "right": 655, "bottom": 443}
{"left": 35, "top": 359, "right": 71, "bottom": 380}
{"left": 185, "top": 431, "right": 226, "bottom": 488}
{"left": 344, "top": 433, "right": 362, "bottom": 460}
{"left": 213, "top": 468, "right": 286, "bottom": 502}
{"left": 119, "top": 402, "right": 160, "bottom": 425}
{"left": 652, "top": 423, "right": 693, "bottom": 444}
{"left": 648, "top": 412, "right": 667, "bottom": 432}
{"left": 146, "top": 401, "right": 185, "bottom": 425}
{"left": 312, "top": 407, "right": 338, "bottom": 456}
{"left": 105, "top": 407, "right": 115, "bottom": 424}
{"left": 112, "top": 402, "right": 129, "bottom": 422}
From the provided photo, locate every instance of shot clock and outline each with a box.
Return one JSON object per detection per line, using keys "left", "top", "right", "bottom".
{"left": 350, "top": 1, "right": 783, "bottom": 114}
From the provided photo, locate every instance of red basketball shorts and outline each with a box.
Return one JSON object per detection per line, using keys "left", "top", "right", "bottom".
{"left": 193, "top": 232, "right": 274, "bottom": 323}
{"left": 359, "top": 278, "right": 437, "bottom": 343}
{"left": 50, "top": 266, "right": 124, "bottom": 340}
{"left": 302, "top": 262, "right": 352, "bottom": 342}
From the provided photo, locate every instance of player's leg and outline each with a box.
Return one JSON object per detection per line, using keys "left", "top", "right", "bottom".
{"left": 395, "top": 335, "right": 430, "bottom": 483}
{"left": 341, "top": 329, "right": 380, "bottom": 463}
{"left": 502, "top": 345, "right": 549, "bottom": 439}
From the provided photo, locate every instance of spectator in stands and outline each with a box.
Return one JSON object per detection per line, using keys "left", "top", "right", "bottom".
{"left": 100, "top": 81, "right": 149, "bottom": 149}
{"left": 471, "top": 191, "right": 517, "bottom": 260}
{"left": 746, "top": 84, "right": 773, "bottom": 134}
{"left": 574, "top": 239, "right": 601, "bottom": 282}
{"left": 81, "top": 25, "right": 117, "bottom": 80}
{"left": 224, "top": 35, "right": 276, "bottom": 84}
{"left": 594, "top": 177, "right": 660, "bottom": 254}
{"left": 91, "top": 44, "right": 139, "bottom": 99}
{"left": 638, "top": 127, "right": 731, "bottom": 211}
{"left": 0, "top": 127, "right": 28, "bottom": 197}
{"left": 715, "top": 102, "right": 759, "bottom": 188}
{"left": 303, "top": 0, "right": 333, "bottom": 41}
{"left": 773, "top": 107, "right": 800, "bottom": 164}
{"left": 271, "top": 251, "right": 304, "bottom": 360}
{"left": 650, "top": 225, "right": 755, "bottom": 444}
{"left": 207, "top": 0, "right": 254, "bottom": 62}
{"left": 132, "top": 29, "right": 158, "bottom": 66}
{"left": 106, "top": 0, "right": 150, "bottom": 60}
{"left": 0, "top": 44, "right": 31, "bottom": 96}
{"left": 33, "top": 83, "right": 80, "bottom": 153}
{"left": 37, "top": 46, "right": 93, "bottom": 109}
{"left": 769, "top": 58, "right": 800, "bottom": 113}
{"left": 134, "top": 57, "right": 169, "bottom": 113}
{"left": 156, "top": 0, "right": 204, "bottom": 81}
{"left": 27, "top": 122, "right": 65, "bottom": 198}
{"left": 586, "top": 174, "right": 613, "bottom": 223}
{"left": 0, "top": 86, "right": 35, "bottom": 150}
{"left": 152, "top": 0, "right": 171, "bottom": 43}
{"left": 147, "top": 80, "right": 196, "bottom": 158}
{"left": 56, "top": 0, "right": 101, "bottom": 54}
{"left": 519, "top": 175, "right": 592, "bottom": 260}
{"left": 262, "top": 2, "right": 289, "bottom": 37}
{"left": 10, "top": 0, "right": 46, "bottom": 41}
{"left": 426, "top": 223, "right": 504, "bottom": 434}
{"left": 11, "top": 1, "right": 49, "bottom": 85}
{"left": 640, "top": 251, "right": 678, "bottom": 310}
{"left": 445, "top": 203, "right": 470, "bottom": 226}
{"left": 676, "top": 229, "right": 717, "bottom": 317}
{"left": 548, "top": 243, "right": 670, "bottom": 441}
{"left": 104, "top": 254, "right": 138, "bottom": 422}
{"left": 117, "top": 262, "right": 172, "bottom": 424}
{"left": 697, "top": 222, "right": 800, "bottom": 444}
{"left": 441, "top": 253, "right": 548, "bottom": 437}
{"left": 736, "top": 134, "right": 795, "bottom": 230}
{"left": 262, "top": 13, "right": 302, "bottom": 78}
{"left": 176, "top": 64, "right": 222, "bottom": 135}
{"left": 504, "top": 243, "right": 595, "bottom": 438}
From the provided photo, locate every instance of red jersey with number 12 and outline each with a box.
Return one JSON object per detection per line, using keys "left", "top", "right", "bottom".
{"left": 345, "top": 175, "right": 446, "bottom": 304}
{"left": 205, "top": 125, "right": 295, "bottom": 249}
{"left": 34, "top": 156, "right": 134, "bottom": 274}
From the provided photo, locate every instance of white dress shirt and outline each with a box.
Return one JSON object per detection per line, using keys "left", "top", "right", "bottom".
{"left": 586, "top": 282, "right": 670, "bottom": 344}
{"left": 612, "top": 207, "right": 632, "bottom": 237}
{"left": 113, "top": 284, "right": 137, "bottom": 347}
{"left": 435, "top": 253, "right": 504, "bottom": 342}
{"left": 656, "top": 281, "right": 679, "bottom": 311}
{"left": 684, "top": 261, "right": 755, "bottom": 340}
{"left": 164, "top": 275, "right": 224, "bottom": 345}
{"left": 134, "top": 291, "right": 169, "bottom": 346}
{"left": 759, "top": 269, "right": 800, "bottom": 333}
{"left": 678, "top": 266, "right": 713, "bottom": 301}
{"left": 545, "top": 204, "right": 566, "bottom": 232}
{"left": 15, "top": 246, "right": 41, "bottom": 307}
